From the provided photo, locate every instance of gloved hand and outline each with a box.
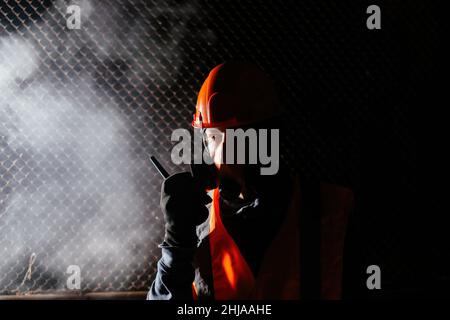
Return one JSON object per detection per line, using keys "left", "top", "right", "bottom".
{"left": 161, "top": 171, "right": 211, "bottom": 248}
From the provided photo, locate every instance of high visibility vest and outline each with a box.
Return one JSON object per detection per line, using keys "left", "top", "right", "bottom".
{"left": 193, "top": 180, "right": 301, "bottom": 300}
{"left": 192, "top": 179, "right": 353, "bottom": 300}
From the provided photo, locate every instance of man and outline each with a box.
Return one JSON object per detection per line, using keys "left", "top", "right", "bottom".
{"left": 148, "top": 62, "right": 354, "bottom": 300}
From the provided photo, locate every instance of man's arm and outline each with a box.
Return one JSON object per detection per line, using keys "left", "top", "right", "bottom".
{"left": 148, "top": 244, "right": 196, "bottom": 300}
{"left": 147, "top": 172, "right": 210, "bottom": 300}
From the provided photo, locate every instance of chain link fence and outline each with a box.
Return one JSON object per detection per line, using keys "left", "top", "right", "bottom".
{"left": 0, "top": 0, "right": 434, "bottom": 297}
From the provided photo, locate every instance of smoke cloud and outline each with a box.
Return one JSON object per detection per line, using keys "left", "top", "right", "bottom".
{"left": 0, "top": 0, "right": 212, "bottom": 294}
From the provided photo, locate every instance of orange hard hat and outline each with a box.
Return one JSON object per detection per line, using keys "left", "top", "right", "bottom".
{"left": 192, "top": 62, "right": 281, "bottom": 129}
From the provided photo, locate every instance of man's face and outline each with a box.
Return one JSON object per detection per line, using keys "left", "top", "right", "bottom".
{"left": 203, "top": 128, "right": 246, "bottom": 184}
{"left": 203, "top": 128, "right": 225, "bottom": 168}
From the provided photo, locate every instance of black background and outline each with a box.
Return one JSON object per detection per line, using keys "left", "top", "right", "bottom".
{"left": 0, "top": 0, "right": 445, "bottom": 298}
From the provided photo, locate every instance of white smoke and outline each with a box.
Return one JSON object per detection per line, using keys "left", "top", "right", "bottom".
{"left": 0, "top": 0, "right": 212, "bottom": 293}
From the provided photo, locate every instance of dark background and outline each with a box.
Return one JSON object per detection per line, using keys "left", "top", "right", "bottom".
{"left": 0, "top": 0, "right": 444, "bottom": 298}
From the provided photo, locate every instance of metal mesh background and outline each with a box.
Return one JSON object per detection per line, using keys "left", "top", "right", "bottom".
{"left": 0, "top": 0, "right": 436, "bottom": 296}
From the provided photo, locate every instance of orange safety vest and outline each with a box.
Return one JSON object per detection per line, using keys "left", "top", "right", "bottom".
{"left": 194, "top": 181, "right": 301, "bottom": 300}
{"left": 192, "top": 179, "right": 354, "bottom": 300}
